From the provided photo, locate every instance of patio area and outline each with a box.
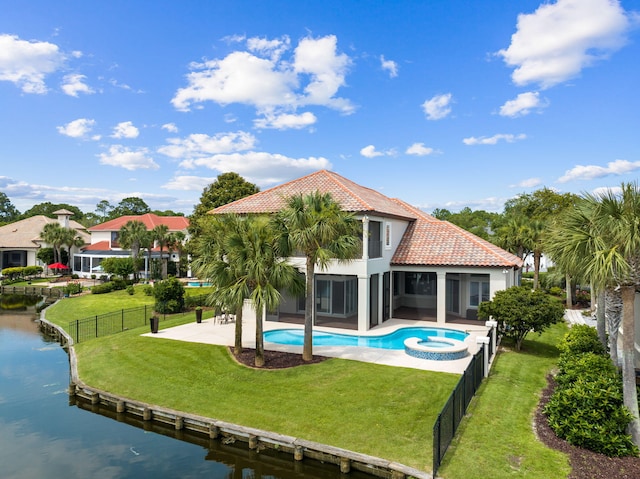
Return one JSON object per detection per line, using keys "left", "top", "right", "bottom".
{"left": 143, "top": 316, "right": 491, "bottom": 374}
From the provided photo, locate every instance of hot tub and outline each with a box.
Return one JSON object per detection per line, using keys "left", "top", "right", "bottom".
{"left": 404, "top": 336, "right": 468, "bottom": 361}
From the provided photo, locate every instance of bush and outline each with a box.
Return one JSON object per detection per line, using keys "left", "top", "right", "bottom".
{"left": 558, "top": 324, "right": 605, "bottom": 356}
{"left": 126, "top": 285, "right": 135, "bottom": 295}
{"left": 556, "top": 352, "right": 618, "bottom": 389}
{"left": 63, "top": 281, "right": 83, "bottom": 296}
{"left": 548, "top": 286, "right": 563, "bottom": 297}
{"left": 91, "top": 282, "right": 115, "bottom": 294}
{"left": 153, "top": 277, "right": 185, "bottom": 314}
{"left": 143, "top": 285, "right": 154, "bottom": 296}
{"left": 544, "top": 375, "right": 638, "bottom": 457}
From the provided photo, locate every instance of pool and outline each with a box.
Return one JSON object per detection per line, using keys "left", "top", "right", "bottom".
{"left": 187, "top": 281, "right": 212, "bottom": 287}
{"left": 263, "top": 326, "right": 468, "bottom": 350}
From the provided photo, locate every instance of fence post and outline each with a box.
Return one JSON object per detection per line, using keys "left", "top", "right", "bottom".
{"left": 485, "top": 320, "right": 497, "bottom": 358}
{"left": 476, "top": 337, "right": 490, "bottom": 377}
{"left": 95, "top": 315, "right": 99, "bottom": 339}
{"left": 122, "top": 309, "right": 125, "bottom": 332}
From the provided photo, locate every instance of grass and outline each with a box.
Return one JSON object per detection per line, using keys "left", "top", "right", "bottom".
{"left": 43, "top": 291, "right": 570, "bottom": 475}
{"left": 73, "top": 315, "right": 459, "bottom": 470}
{"left": 438, "top": 322, "right": 571, "bottom": 479}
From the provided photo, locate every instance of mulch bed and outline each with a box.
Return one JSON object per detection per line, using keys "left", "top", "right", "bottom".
{"left": 535, "top": 375, "right": 640, "bottom": 479}
{"left": 230, "top": 347, "right": 328, "bottom": 369}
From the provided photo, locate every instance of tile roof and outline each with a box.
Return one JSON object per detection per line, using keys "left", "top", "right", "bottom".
{"left": 0, "top": 215, "right": 89, "bottom": 249}
{"left": 211, "top": 170, "right": 521, "bottom": 269}
{"left": 390, "top": 199, "right": 523, "bottom": 267}
{"left": 89, "top": 213, "right": 189, "bottom": 232}
{"left": 211, "top": 170, "right": 415, "bottom": 220}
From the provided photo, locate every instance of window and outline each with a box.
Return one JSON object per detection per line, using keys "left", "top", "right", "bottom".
{"left": 469, "top": 275, "right": 490, "bottom": 307}
{"left": 308, "top": 276, "right": 358, "bottom": 316}
{"left": 384, "top": 222, "right": 392, "bottom": 249}
{"left": 368, "top": 221, "right": 382, "bottom": 258}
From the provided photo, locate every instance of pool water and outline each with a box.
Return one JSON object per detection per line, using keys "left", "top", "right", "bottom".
{"left": 187, "top": 281, "right": 212, "bottom": 287}
{"left": 264, "top": 327, "right": 468, "bottom": 350}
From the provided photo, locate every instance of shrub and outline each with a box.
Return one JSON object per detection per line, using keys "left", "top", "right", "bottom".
{"left": 111, "top": 278, "right": 128, "bottom": 291}
{"left": 91, "top": 282, "right": 115, "bottom": 294}
{"left": 548, "top": 286, "right": 563, "bottom": 297}
{"left": 544, "top": 375, "right": 638, "bottom": 457}
{"left": 143, "top": 285, "right": 154, "bottom": 296}
{"left": 558, "top": 324, "right": 605, "bottom": 356}
{"left": 126, "top": 285, "right": 135, "bottom": 295}
{"left": 152, "top": 277, "right": 185, "bottom": 314}
{"left": 63, "top": 281, "right": 83, "bottom": 296}
{"left": 556, "top": 352, "right": 619, "bottom": 389}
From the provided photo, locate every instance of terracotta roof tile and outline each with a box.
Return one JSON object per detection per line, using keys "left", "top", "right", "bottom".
{"left": 390, "top": 199, "right": 523, "bottom": 267}
{"left": 89, "top": 213, "right": 189, "bottom": 232}
{"left": 211, "top": 170, "right": 415, "bottom": 220}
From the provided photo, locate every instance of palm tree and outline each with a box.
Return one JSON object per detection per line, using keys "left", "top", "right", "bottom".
{"left": 41, "top": 223, "right": 65, "bottom": 266}
{"left": 152, "top": 224, "right": 170, "bottom": 279}
{"left": 167, "top": 231, "right": 186, "bottom": 277}
{"left": 547, "top": 183, "right": 640, "bottom": 446}
{"left": 273, "top": 191, "right": 361, "bottom": 361}
{"left": 193, "top": 214, "right": 303, "bottom": 366}
{"left": 119, "top": 220, "right": 147, "bottom": 280}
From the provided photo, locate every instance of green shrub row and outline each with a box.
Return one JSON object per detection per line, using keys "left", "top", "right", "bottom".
{"left": 544, "top": 325, "right": 638, "bottom": 457}
{"left": 90, "top": 279, "right": 131, "bottom": 295}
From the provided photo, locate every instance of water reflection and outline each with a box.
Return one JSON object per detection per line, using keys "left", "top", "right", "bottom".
{"left": 0, "top": 299, "right": 376, "bottom": 479}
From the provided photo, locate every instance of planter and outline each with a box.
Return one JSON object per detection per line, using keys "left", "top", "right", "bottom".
{"left": 195, "top": 309, "right": 203, "bottom": 323}
{"left": 150, "top": 316, "right": 159, "bottom": 334}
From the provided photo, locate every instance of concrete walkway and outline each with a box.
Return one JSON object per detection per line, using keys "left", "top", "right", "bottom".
{"left": 564, "top": 308, "right": 597, "bottom": 327}
{"left": 144, "top": 317, "right": 490, "bottom": 374}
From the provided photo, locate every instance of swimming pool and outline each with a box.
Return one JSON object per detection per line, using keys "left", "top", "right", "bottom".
{"left": 263, "top": 326, "right": 468, "bottom": 350}
{"left": 187, "top": 281, "right": 212, "bottom": 287}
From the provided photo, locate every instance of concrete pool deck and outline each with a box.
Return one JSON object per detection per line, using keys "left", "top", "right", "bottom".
{"left": 143, "top": 317, "right": 491, "bottom": 374}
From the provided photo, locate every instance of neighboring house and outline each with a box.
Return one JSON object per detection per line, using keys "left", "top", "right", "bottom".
{"left": 0, "top": 209, "right": 89, "bottom": 272}
{"left": 211, "top": 170, "right": 522, "bottom": 332}
{"left": 74, "top": 213, "right": 189, "bottom": 278}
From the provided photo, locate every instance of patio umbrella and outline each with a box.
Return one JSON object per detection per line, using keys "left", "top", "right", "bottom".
{"left": 48, "top": 262, "right": 69, "bottom": 269}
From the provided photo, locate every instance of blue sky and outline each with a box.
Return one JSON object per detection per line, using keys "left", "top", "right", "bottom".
{"left": 1, "top": 0, "right": 639, "bottom": 216}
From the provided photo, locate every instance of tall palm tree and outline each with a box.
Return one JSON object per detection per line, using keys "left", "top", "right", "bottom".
{"left": 152, "top": 224, "right": 170, "bottom": 279}
{"left": 119, "top": 220, "right": 147, "bottom": 281}
{"left": 273, "top": 191, "right": 361, "bottom": 361}
{"left": 193, "top": 214, "right": 303, "bottom": 366}
{"left": 547, "top": 183, "right": 640, "bottom": 446}
{"left": 41, "top": 222, "right": 65, "bottom": 265}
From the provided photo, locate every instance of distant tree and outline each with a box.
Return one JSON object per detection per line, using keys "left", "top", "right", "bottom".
{"left": 22, "top": 202, "right": 84, "bottom": 222}
{"left": 0, "top": 192, "right": 20, "bottom": 224}
{"left": 431, "top": 208, "right": 452, "bottom": 221}
{"left": 81, "top": 212, "right": 103, "bottom": 227}
{"left": 119, "top": 220, "right": 148, "bottom": 281}
{"left": 95, "top": 200, "right": 114, "bottom": 221}
{"left": 151, "top": 209, "right": 185, "bottom": 217}
{"left": 151, "top": 224, "right": 170, "bottom": 279}
{"left": 109, "top": 197, "right": 150, "bottom": 218}
{"left": 477, "top": 286, "right": 565, "bottom": 351}
{"left": 189, "top": 172, "right": 259, "bottom": 236}
{"left": 435, "top": 207, "right": 503, "bottom": 241}
{"left": 36, "top": 247, "right": 54, "bottom": 266}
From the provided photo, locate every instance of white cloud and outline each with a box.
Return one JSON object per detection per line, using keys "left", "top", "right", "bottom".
{"left": 463, "top": 133, "right": 527, "bottom": 145}
{"left": 172, "top": 35, "right": 353, "bottom": 119}
{"left": 61, "top": 73, "right": 94, "bottom": 97}
{"left": 360, "top": 145, "right": 384, "bottom": 158}
{"left": 557, "top": 159, "right": 640, "bottom": 183}
{"left": 111, "top": 121, "right": 139, "bottom": 139}
{"left": 510, "top": 177, "right": 543, "bottom": 188}
{"left": 499, "top": 91, "right": 548, "bottom": 117}
{"left": 422, "top": 93, "right": 452, "bottom": 120}
{"left": 0, "top": 34, "right": 66, "bottom": 93}
{"left": 405, "top": 143, "right": 434, "bottom": 156}
{"left": 497, "top": 0, "right": 634, "bottom": 89}
{"left": 254, "top": 111, "right": 317, "bottom": 130}
{"left": 161, "top": 123, "right": 178, "bottom": 133}
{"left": 57, "top": 118, "right": 96, "bottom": 138}
{"left": 158, "top": 131, "right": 256, "bottom": 158}
{"left": 380, "top": 55, "right": 398, "bottom": 78}
{"left": 176, "top": 152, "right": 332, "bottom": 188}
{"left": 98, "top": 145, "right": 158, "bottom": 170}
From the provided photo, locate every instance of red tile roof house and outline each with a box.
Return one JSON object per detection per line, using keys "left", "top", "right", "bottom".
{"left": 74, "top": 213, "right": 189, "bottom": 279}
{"left": 211, "top": 170, "right": 522, "bottom": 332}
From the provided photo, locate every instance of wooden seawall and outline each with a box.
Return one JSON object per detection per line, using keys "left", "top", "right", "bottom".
{"left": 37, "top": 315, "right": 432, "bottom": 479}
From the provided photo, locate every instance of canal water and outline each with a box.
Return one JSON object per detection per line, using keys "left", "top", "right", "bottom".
{"left": 0, "top": 296, "right": 375, "bottom": 479}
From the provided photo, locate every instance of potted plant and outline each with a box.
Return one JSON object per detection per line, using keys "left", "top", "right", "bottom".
{"left": 195, "top": 306, "right": 203, "bottom": 323}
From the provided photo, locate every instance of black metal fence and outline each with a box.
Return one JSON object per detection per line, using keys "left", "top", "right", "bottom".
{"left": 68, "top": 294, "right": 209, "bottom": 343}
{"left": 432, "top": 329, "right": 495, "bottom": 476}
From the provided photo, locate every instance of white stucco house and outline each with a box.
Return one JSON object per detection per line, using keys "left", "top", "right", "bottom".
{"left": 0, "top": 209, "right": 89, "bottom": 272}
{"left": 211, "top": 170, "right": 522, "bottom": 332}
{"left": 73, "top": 213, "right": 189, "bottom": 278}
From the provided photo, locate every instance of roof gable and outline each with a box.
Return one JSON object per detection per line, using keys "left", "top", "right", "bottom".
{"left": 211, "top": 170, "right": 415, "bottom": 220}
{"left": 0, "top": 215, "right": 89, "bottom": 249}
{"left": 89, "top": 213, "right": 189, "bottom": 232}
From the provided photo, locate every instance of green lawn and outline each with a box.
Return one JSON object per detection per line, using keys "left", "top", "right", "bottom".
{"left": 43, "top": 291, "right": 569, "bottom": 475}
{"left": 439, "top": 323, "right": 570, "bottom": 479}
